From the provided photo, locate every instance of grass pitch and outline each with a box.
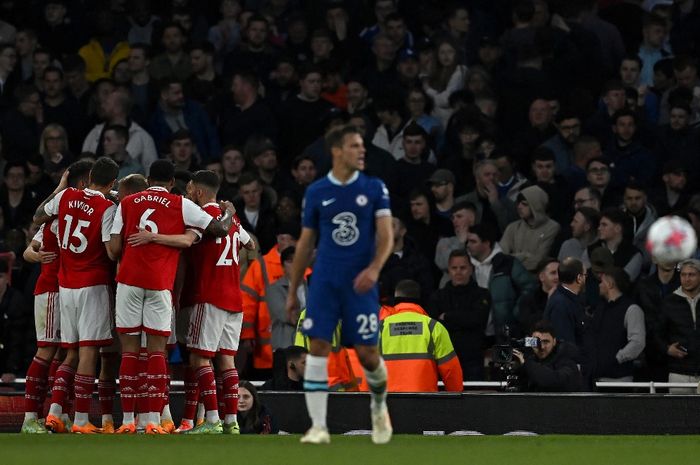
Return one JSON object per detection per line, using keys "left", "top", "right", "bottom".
{"left": 2, "top": 434, "right": 698, "bottom": 465}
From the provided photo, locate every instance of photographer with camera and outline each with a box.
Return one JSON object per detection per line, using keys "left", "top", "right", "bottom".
{"left": 512, "top": 321, "right": 583, "bottom": 392}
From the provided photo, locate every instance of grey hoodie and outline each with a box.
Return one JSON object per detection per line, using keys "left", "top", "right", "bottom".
{"left": 499, "top": 185, "right": 561, "bottom": 271}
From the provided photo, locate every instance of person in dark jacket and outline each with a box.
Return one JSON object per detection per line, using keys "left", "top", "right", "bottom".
{"left": 603, "top": 109, "right": 655, "bottom": 189}
{"left": 233, "top": 173, "right": 278, "bottom": 253}
{"left": 544, "top": 257, "right": 587, "bottom": 348}
{"left": 656, "top": 259, "right": 700, "bottom": 393}
{"left": 513, "top": 320, "right": 583, "bottom": 392}
{"left": 238, "top": 380, "right": 278, "bottom": 434}
{"left": 635, "top": 259, "right": 680, "bottom": 381}
{"left": 586, "top": 266, "right": 645, "bottom": 383}
{"left": 428, "top": 249, "right": 491, "bottom": 380}
{"left": 261, "top": 346, "right": 307, "bottom": 391}
{"left": 519, "top": 258, "right": 559, "bottom": 336}
{"left": 0, "top": 260, "right": 30, "bottom": 382}
{"left": 379, "top": 216, "right": 434, "bottom": 302}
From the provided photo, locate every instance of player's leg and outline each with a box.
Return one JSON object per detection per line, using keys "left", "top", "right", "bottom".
{"left": 115, "top": 283, "right": 145, "bottom": 433}
{"left": 23, "top": 291, "right": 59, "bottom": 433}
{"left": 343, "top": 286, "right": 391, "bottom": 445}
{"left": 142, "top": 289, "right": 174, "bottom": 434}
{"left": 183, "top": 303, "right": 228, "bottom": 434}
{"left": 72, "top": 285, "right": 113, "bottom": 433}
{"left": 160, "top": 306, "right": 178, "bottom": 433}
{"left": 174, "top": 305, "right": 196, "bottom": 432}
{"left": 216, "top": 311, "right": 243, "bottom": 434}
{"left": 98, "top": 291, "right": 119, "bottom": 433}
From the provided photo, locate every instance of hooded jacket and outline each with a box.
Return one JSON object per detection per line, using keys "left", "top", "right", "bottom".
{"left": 499, "top": 185, "right": 561, "bottom": 271}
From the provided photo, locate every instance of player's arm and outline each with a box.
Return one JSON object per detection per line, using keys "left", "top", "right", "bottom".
{"left": 285, "top": 227, "right": 317, "bottom": 321}
{"left": 183, "top": 198, "right": 233, "bottom": 238}
{"left": 240, "top": 227, "right": 256, "bottom": 251}
{"left": 203, "top": 200, "right": 236, "bottom": 237}
{"left": 33, "top": 170, "right": 69, "bottom": 226}
{"left": 353, "top": 215, "right": 394, "bottom": 294}
{"left": 127, "top": 229, "right": 200, "bottom": 248}
{"left": 107, "top": 204, "right": 124, "bottom": 261}
{"left": 22, "top": 240, "right": 57, "bottom": 264}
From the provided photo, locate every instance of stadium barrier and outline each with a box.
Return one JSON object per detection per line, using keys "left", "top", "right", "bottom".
{"left": 2, "top": 382, "right": 700, "bottom": 434}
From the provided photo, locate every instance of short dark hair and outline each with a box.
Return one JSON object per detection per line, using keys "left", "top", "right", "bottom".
{"left": 513, "top": 0, "right": 535, "bottom": 22}
{"left": 159, "top": 77, "right": 183, "bottom": 93}
{"left": 169, "top": 129, "right": 192, "bottom": 145}
{"left": 191, "top": 170, "right": 220, "bottom": 193}
{"left": 14, "top": 83, "right": 39, "bottom": 103}
{"left": 237, "top": 171, "right": 260, "bottom": 188}
{"left": 292, "top": 154, "right": 315, "bottom": 170}
{"left": 469, "top": 223, "right": 498, "bottom": 248}
{"left": 130, "top": 42, "right": 152, "bottom": 59}
{"left": 394, "top": 279, "right": 421, "bottom": 299}
{"left": 654, "top": 57, "right": 674, "bottom": 77}
{"left": 247, "top": 14, "right": 269, "bottom": 29}
{"left": 42, "top": 65, "right": 63, "bottom": 80}
{"left": 532, "top": 146, "right": 555, "bottom": 163}
{"left": 149, "top": 160, "right": 176, "bottom": 183}
{"left": 188, "top": 41, "right": 215, "bottom": 56}
{"left": 325, "top": 125, "right": 362, "bottom": 151}
{"left": 558, "top": 257, "right": 584, "bottom": 284}
{"left": 160, "top": 21, "right": 186, "bottom": 39}
{"left": 621, "top": 54, "right": 643, "bottom": 69}
{"left": 233, "top": 70, "right": 260, "bottom": 89}
{"left": 452, "top": 200, "right": 476, "bottom": 214}
{"left": 4, "top": 160, "right": 27, "bottom": 178}
{"left": 448, "top": 248, "right": 470, "bottom": 261}
{"left": 600, "top": 207, "right": 626, "bottom": 226}
{"left": 403, "top": 122, "right": 427, "bottom": 140}
{"left": 535, "top": 257, "right": 558, "bottom": 275}
{"left": 298, "top": 63, "right": 322, "bottom": 80}
{"left": 532, "top": 320, "right": 556, "bottom": 338}
{"left": 611, "top": 108, "right": 637, "bottom": 125}
{"left": 624, "top": 181, "right": 647, "bottom": 196}
{"left": 89, "top": 157, "right": 119, "bottom": 187}
{"left": 284, "top": 344, "right": 307, "bottom": 361}
{"left": 603, "top": 267, "right": 631, "bottom": 294}
{"left": 67, "top": 160, "right": 95, "bottom": 187}
{"left": 602, "top": 79, "right": 625, "bottom": 96}
{"left": 643, "top": 12, "right": 667, "bottom": 29}
{"left": 62, "top": 54, "right": 86, "bottom": 73}
{"left": 576, "top": 207, "right": 601, "bottom": 230}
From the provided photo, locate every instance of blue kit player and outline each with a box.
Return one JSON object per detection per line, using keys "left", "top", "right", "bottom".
{"left": 286, "top": 125, "right": 394, "bottom": 444}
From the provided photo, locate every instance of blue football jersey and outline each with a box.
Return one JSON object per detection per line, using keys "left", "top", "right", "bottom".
{"left": 302, "top": 171, "right": 391, "bottom": 271}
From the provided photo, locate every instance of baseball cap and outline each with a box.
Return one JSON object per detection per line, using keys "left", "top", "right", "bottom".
{"left": 590, "top": 247, "right": 614, "bottom": 274}
{"left": 398, "top": 48, "right": 418, "bottom": 63}
{"left": 427, "top": 169, "right": 456, "bottom": 185}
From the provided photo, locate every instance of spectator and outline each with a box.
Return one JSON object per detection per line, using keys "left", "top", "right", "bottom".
{"left": 636, "top": 258, "right": 679, "bottom": 382}
{"left": 222, "top": 14, "right": 277, "bottom": 82}
{"left": 541, "top": 109, "right": 582, "bottom": 175}
{"left": 585, "top": 80, "right": 628, "bottom": 148}
{"left": 0, "top": 260, "right": 29, "bottom": 382}
{"left": 428, "top": 250, "right": 490, "bottom": 380}
{"left": 62, "top": 55, "right": 91, "bottom": 114}
{"left": 656, "top": 259, "right": 700, "bottom": 393}
{"left": 218, "top": 145, "right": 245, "bottom": 201}
{"left": 638, "top": 13, "right": 671, "bottom": 86}
{"left": 128, "top": 43, "right": 157, "bottom": 119}
{"left": 519, "top": 258, "right": 559, "bottom": 336}
{"left": 221, "top": 70, "right": 278, "bottom": 147}
{"left": 261, "top": 345, "right": 307, "bottom": 391}
{"left": 1, "top": 84, "right": 42, "bottom": 162}
{"left": 455, "top": 159, "right": 517, "bottom": 235}
{"left": 126, "top": 0, "right": 160, "bottom": 45}
{"left": 237, "top": 380, "right": 278, "bottom": 434}
{"left": 362, "top": 32, "right": 398, "bottom": 98}
{"left": 405, "top": 86, "right": 440, "bottom": 142}
{"left": 604, "top": 109, "right": 655, "bottom": 189}
{"left": 434, "top": 201, "right": 476, "bottom": 287}
{"left": 563, "top": 135, "right": 603, "bottom": 193}
{"left": 544, "top": 257, "right": 587, "bottom": 348}
{"left": 622, "top": 183, "right": 657, "bottom": 266}
{"left": 587, "top": 266, "right": 645, "bottom": 383}
{"left": 559, "top": 207, "right": 600, "bottom": 267}
{"left": 423, "top": 37, "right": 466, "bottom": 128}
{"left": 372, "top": 93, "right": 412, "bottom": 161}
{"left": 149, "top": 22, "right": 191, "bottom": 81}
{"left": 15, "top": 28, "right": 37, "bottom": 81}
{"left": 38, "top": 124, "right": 72, "bottom": 170}
{"left": 347, "top": 113, "right": 398, "bottom": 193}
{"left": 650, "top": 160, "right": 690, "bottom": 217}
{"left": 266, "top": 55, "right": 299, "bottom": 113}
{"left": 82, "top": 87, "right": 158, "bottom": 170}
{"left": 27, "top": 48, "right": 52, "bottom": 93}
{"left": 234, "top": 173, "right": 277, "bottom": 253}
{"left": 207, "top": 0, "right": 242, "bottom": 59}
{"left": 38, "top": 1, "right": 84, "bottom": 57}
{"left": 500, "top": 185, "right": 560, "bottom": 272}
{"left": 586, "top": 158, "right": 620, "bottom": 210}
{"left": 167, "top": 130, "right": 200, "bottom": 173}
{"left": 245, "top": 135, "right": 290, "bottom": 196}
{"left": 267, "top": 246, "right": 307, "bottom": 351}
{"left": 381, "top": 279, "right": 463, "bottom": 391}
{"left": 404, "top": 189, "right": 450, "bottom": 283}
{"left": 379, "top": 216, "right": 434, "bottom": 302}
{"left": 512, "top": 98, "right": 556, "bottom": 172}
{"left": 278, "top": 65, "right": 334, "bottom": 163}
{"left": 41, "top": 66, "right": 87, "bottom": 153}
{"left": 345, "top": 77, "right": 372, "bottom": 116}
{"left": 512, "top": 320, "right": 583, "bottom": 392}
{"left": 149, "top": 78, "right": 220, "bottom": 161}
{"left": 588, "top": 208, "right": 643, "bottom": 282}
{"left": 428, "top": 169, "right": 456, "bottom": 219}
{"left": 288, "top": 154, "right": 316, "bottom": 205}
{"left": 618, "top": 54, "right": 660, "bottom": 123}
{"left": 102, "top": 124, "right": 144, "bottom": 179}
{"left": 186, "top": 42, "right": 222, "bottom": 111}
{"left": 530, "top": 146, "right": 571, "bottom": 226}
{"left": 78, "top": 9, "right": 130, "bottom": 82}
{"left": 395, "top": 49, "right": 421, "bottom": 99}
{"left": 467, "top": 223, "right": 537, "bottom": 338}
{"left": 492, "top": 150, "right": 528, "bottom": 203}
{"left": 0, "top": 44, "right": 18, "bottom": 112}
{"left": 654, "top": 102, "right": 700, "bottom": 186}
{"left": 394, "top": 123, "right": 435, "bottom": 204}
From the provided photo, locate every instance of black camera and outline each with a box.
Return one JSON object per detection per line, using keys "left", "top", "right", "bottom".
{"left": 493, "top": 337, "right": 541, "bottom": 365}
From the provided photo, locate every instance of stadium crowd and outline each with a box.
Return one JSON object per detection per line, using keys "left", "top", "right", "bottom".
{"left": 3, "top": 0, "right": 700, "bottom": 410}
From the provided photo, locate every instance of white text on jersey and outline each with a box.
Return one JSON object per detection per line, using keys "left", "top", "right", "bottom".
{"left": 133, "top": 194, "right": 172, "bottom": 208}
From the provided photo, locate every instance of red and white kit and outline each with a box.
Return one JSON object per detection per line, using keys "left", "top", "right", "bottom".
{"left": 32, "top": 220, "right": 61, "bottom": 347}
{"left": 44, "top": 188, "right": 116, "bottom": 348}
{"left": 111, "top": 186, "right": 213, "bottom": 335}
{"left": 187, "top": 204, "right": 250, "bottom": 357}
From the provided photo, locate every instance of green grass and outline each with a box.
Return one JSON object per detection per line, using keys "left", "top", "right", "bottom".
{"left": 1, "top": 434, "right": 698, "bottom": 465}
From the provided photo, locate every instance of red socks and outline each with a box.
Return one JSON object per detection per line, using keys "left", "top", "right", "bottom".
{"left": 118, "top": 352, "right": 138, "bottom": 415}
{"left": 146, "top": 352, "right": 167, "bottom": 416}
{"left": 98, "top": 379, "right": 116, "bottom": 417}
{"left": 221, "top": 368, "right": 239, "bottom": 416}
{"left": 74, "top": 373, "right": 94, "bottom": 415}
{"left": 50, "top": 364, "right": 75, "bottom": 411}
{"left": 25, "top": 356, "right": 50, "bottom": 416}
{"left": 183, "top": 366, "right": 198, "bottom": 420}
{"left": 195, "top": 366, "right": 217, "bottom": 413}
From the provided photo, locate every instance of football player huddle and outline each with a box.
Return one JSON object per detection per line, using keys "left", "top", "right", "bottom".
{"left": 21, "top": 157, "right": 253, "bottom": 435}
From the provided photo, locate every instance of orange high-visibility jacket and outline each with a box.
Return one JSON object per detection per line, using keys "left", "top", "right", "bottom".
{"left": 379, "top": 302, "right": 463, "bottom": 392}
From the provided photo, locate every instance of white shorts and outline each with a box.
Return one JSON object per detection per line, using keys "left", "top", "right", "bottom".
{"left": 176, "top": 306, "right": 193, "bottom": 345}
{"left": 59, "top": 285, "right": 113, "bottom": 348}
{"left": 115, "top": 283, "right": 172, "bottom": 336}
{"left": 35, "top": 291, "right": 60, "bottom": 347}
{"left": 167, "top": 305, "right": 177, "bottom": 348}
{"left": 187, "top": 303, "right": 243, "bottom": 357}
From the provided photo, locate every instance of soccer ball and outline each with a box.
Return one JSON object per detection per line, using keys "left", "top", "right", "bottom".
{"left": 646, "top": 216, "right": 697, "bottom": 263}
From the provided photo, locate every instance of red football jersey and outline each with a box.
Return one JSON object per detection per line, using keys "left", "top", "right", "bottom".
{"left": 45, "top": 188, "right": 115, "bottom": 289}
{"left": 191, "top": 203, "right": 249, "bottom": 312}
{"left": 33, "top": 220, "right": 60, "bottom": 295}
{"left": 113, "top": 186, "right": 213, "bottom": 291}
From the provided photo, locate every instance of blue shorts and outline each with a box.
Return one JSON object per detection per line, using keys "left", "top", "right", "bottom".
{"left": 303, "top": 273, "right": 380, "bottom": 346}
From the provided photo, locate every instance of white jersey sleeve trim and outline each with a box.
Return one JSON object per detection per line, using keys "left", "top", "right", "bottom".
{"left": 110, "top": 203, "right": 124, "bottom": 235}
{"left": 102, "top": 204, "right": 117, "bottom": 242}
{"left": 182, "top": 198, "right": 214, "bottom": 230}
{"left": 375, "top": 208, "right": 392, "bottom": 218}
{"left": 33, "top": 224, "right": 45, "bottom": 246}
{"left": 239, "top": 226, "right": 251, "bottom": 245}
{"left": 43, "top": 189, "right": 66, "bottom": 216}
